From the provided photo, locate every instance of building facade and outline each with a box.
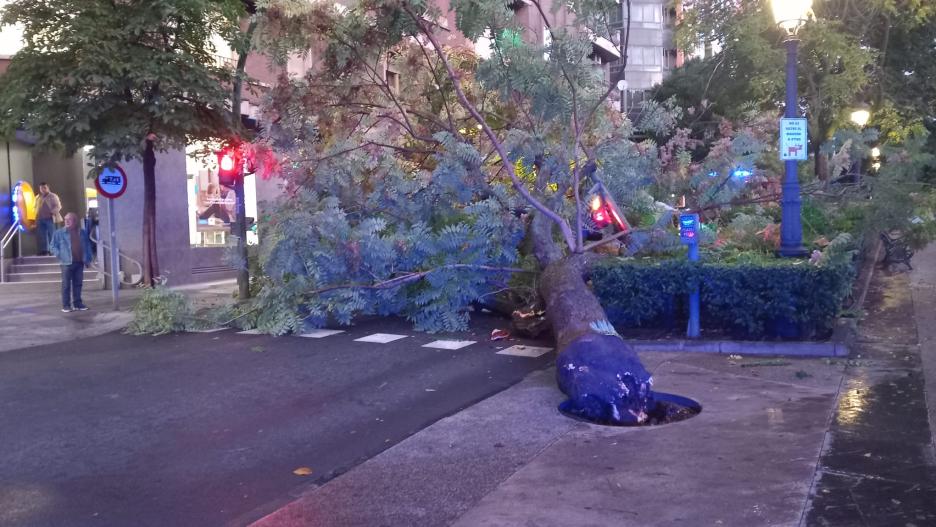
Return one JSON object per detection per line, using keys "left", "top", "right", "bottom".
{"left": 611, "top": 0, "right": 681, "bottom": 113}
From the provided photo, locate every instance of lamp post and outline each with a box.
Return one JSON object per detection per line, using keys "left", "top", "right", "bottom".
{"left": 772, "top": 0, "right": 812, "bottom": 257}
{"left": 849, "top": 104, "right": 870, "bottom": 185}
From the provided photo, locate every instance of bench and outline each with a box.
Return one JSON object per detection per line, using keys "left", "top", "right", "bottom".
{"left": 880, "top": 232, "right": 914, "bottom": 270}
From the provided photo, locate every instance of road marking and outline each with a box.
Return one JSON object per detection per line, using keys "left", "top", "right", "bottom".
{"left": 297, "top": 329, "right": 345, "bottom": 339}
{"left": 237, "top": 329, "right": 264, "bottom": 335}
{"left": 354, "top": 333, "right": 408, "bottom": 344}
{"left": 422, "top": 339, "right": 476, "bottom": 350}
{"left": 497, "top": 345, "right": 553, "bottom": 358}
{"left": 189, "top": 327, "right": 228, "bottom": 333}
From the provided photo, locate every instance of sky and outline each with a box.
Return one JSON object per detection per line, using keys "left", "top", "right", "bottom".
{"left": 0, "top": 1, "right": 23, "bottom": 57}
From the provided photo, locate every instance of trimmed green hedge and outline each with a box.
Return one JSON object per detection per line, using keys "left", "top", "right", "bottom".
{"left": 591, "top": 258, "right": 855, "bottom": 338}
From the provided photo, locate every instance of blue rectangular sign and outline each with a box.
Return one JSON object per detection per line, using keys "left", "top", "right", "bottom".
{"left": 679, "top": 213, "right": 700, "bottom": 244}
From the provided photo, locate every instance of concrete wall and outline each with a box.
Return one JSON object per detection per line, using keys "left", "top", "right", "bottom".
{"left": 32, "top": 149, "right": 87, "bottom": 220}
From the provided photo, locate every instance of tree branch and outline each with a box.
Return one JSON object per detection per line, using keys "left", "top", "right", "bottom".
{"left": 401, "top": 4, "right": 577, "bottom": 253}
{"left": 304, "top": 264, "right": 531, "bottom": 297}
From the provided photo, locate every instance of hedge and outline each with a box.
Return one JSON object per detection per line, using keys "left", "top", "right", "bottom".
{"left": 591, "top": 258, "right": 855, "bottom": 339}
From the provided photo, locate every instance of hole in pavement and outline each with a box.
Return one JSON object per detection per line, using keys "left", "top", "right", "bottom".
{"left": 558, "top": 392, "right": 702, "bottom": 427}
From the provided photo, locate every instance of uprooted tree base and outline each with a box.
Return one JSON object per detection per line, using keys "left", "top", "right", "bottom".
{"left": 538, "top": 252, "right": 656, "bottom": 425}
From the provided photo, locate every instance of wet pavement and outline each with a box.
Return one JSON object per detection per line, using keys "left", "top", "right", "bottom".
{"left": 804, "top": 265, "right": 936, "bottom": 526}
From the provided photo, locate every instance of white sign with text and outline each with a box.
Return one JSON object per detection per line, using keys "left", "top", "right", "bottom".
{"left": 780, "top": 118, "right": 808, "bottom": 161}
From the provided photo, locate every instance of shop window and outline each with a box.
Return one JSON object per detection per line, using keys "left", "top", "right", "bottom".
{"left": 186, "top": 143, "right": 259, "bottom": 248}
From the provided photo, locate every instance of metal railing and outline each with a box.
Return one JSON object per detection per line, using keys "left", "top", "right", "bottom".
{"left": 89, "top": 228, "right": 144, "bottom": 288}
{"left": 1, "top": 220, "right": 22, "bottom": 283}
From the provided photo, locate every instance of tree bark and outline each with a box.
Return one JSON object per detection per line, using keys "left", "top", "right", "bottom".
{"left": 142, "top": 138, "right": 159, "bottom": 286}
{"left": 231, "top": 18, "right": 258, "bottom": 300}
{"left": 534, "top": 229, "right": 653, "bottom": 425}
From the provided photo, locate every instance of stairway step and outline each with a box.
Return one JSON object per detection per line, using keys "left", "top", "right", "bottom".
{"left": 5, "top": 271, "right": 98, "bottom": 283}
{"left": 16, "top": 256, "right": 60, "bottom": 265}
{"left": 0, "top": 279, "right": 101, "bottom": 293}
{"left": 11, "top": 263, "right": 62, "bottom": 273}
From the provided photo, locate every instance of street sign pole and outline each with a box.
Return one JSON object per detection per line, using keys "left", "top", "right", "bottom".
{"left": 108, "top": 197, "right": 119, "bottom": 311}
{"left": 95, "top": 165, "right": 128, "bottom": 311}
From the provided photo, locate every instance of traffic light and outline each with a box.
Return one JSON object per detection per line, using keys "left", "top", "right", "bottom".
{"left": 216, "top": 146, "right": 243, "bottom": 188}
{"left": 587, "top": 184, "right": 629, "bottom": 233}
{"left": 590, "top": 195, "right": 612, "bottom": 229}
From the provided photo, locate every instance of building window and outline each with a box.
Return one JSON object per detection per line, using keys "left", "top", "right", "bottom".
{"left": 629, "top": 46, "right": 661, "bottom": 66}
{"left": 663, "top": 6, "right": 677, "bottom": 26}
{"left": 385, "top": 70, "right": 400, "bottom": 95}
{"left": 623, "top": 89, "right": 650, "bottom": 112}
{"left": 626, "top": 3, "right": 662, "bottom": 25}
{"left": 664, "top": 48, "right": 678, "bottom": 69}
{"left": 185, "top": 143, "right": 259, "bottom": 248}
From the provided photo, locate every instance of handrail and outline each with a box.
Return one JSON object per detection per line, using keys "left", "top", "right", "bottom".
{"left": 1, "top": 220, "right": 21, "bottom": 283}
{"left": 89, "top": 229, "right": 144, "bottom": 287}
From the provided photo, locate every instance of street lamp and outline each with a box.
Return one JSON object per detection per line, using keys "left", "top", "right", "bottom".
{"left": 849, "top": 104, "right": 871, "bottom": 184}
{"left": 850, "top": 107, "right": 870, "bottom": 128}
{"left": 772, "top": 0, "right": 812, "bottom": 257}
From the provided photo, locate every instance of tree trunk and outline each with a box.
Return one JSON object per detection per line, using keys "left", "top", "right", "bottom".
{"left": 142, "top": 138, "right": 159, "bottom": 286}
{"left": 230, "top": 19, "right": 258, "bottom": 300}
{"left": 815, "top": 151, "right": 829, "bottom": 182}
{"left": 534, "top": 227, "right": 653, "bottom": 424}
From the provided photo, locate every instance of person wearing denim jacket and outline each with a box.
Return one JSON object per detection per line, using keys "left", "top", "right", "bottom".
{"left": 50, "top": 213, "right": 94, "bottom": 312}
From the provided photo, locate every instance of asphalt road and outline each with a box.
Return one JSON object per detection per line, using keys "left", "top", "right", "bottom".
{"left": 0, "top": 315, "right": 553, "bottom": 527}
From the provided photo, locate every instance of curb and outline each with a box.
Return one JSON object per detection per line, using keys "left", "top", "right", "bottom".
{"left": 626, "top": 337, "right": 848, "bottom": 357}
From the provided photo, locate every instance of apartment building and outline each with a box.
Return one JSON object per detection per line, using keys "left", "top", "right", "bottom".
{"left": 610, "top": 0, "right": 681, "bottom": 113}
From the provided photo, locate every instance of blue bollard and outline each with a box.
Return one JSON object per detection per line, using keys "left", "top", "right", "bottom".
{"left": 679, "top": 214, "right": 701, "bottom": 338}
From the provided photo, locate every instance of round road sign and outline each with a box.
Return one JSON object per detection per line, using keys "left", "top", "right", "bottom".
{"left": 96, "top": 165, "right": 128, "bottom": 199}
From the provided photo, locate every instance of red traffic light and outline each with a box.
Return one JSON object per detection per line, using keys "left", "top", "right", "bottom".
{"left": 216, "top": 147, "right": 242, "bottom": 187}
{"left": 590, "top": 194, "right": 628, "bottom": 232}
{"left": 590, "top": 195, "right": 611, "bottom": 229}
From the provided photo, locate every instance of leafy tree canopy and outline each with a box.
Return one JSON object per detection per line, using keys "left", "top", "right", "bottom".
{"left": 225, "top": 0, "right": 767, "bottom": 335}
{"left": 0, "top": 0, "right": 249, "bottom": 160}
{"left": 673, "top": 0, "right": 934, "bottom": 145}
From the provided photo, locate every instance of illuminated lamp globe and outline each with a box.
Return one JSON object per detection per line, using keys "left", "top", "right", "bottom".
{"left": 850, "top": 108, "right": 870, "bottom": 128}
{"left": 771, "top": 0, "right": 812, "bottom": 35}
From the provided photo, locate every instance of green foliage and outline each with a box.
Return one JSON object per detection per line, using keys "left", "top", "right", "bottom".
{"left": 722, "top": 212, "right": 774, "bottom": 252}
{"left": 125, "top": 286, "right": 197, "bottom": 336}
{"left": 0, "top": 0, "right": 247, "bottom": 159}
{"left": 592, "top": 258, "right": 856, "bottom": 337}
{"left": 243, "top": 0, "right": 773, "bottom": 335}
{"left": 861, "top": 132, "right": 936, "bottom": 248}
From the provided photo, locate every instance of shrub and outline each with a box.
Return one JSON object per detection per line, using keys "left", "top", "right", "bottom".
{"left": 592, "top": 257, "right": 855, "bottom": 338}
{"left": 126, "top": 286, "right": 196, "bottom": 336}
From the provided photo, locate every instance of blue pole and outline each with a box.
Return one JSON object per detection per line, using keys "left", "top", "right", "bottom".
{"left": 779, "top": 38, "right": 807, "bottom": 257}
{"left": 687, "top": 242, "right": 700, "bottom": 338}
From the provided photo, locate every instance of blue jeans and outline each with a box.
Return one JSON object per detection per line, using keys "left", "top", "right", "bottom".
{"left": 37, "top": 218, "right": 55, "bottom": 254}
{"left": 61, "top": 262, "right": 85, "bottom": 309}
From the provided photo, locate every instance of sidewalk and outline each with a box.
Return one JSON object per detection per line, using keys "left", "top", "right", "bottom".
{"left": 250, "top": 247, "right": 936, "bottom": 527}
{"left": 0, "top": 279, "right": 237, "bottom": 353}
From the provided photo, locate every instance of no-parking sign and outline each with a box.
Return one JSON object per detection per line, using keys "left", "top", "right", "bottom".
{"left": 95, "top": 165, "right": 128, "bottom": 199}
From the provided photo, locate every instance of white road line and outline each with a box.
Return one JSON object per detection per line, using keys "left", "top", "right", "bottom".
{"left": 296, "top": 329, "right": 346, "bottom": 338}
{"left": 496, "top": 345, "right": 553, "bottom": 358}
{"left": 354, "top": 333, "right": 408, "bottom": 344}
{"left": 422, "top": 340, "right": 476, "bottom": 350}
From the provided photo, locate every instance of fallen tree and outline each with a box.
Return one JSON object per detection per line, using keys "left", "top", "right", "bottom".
{"left": 243, "top": 0, "right": 754, "bottom": 423}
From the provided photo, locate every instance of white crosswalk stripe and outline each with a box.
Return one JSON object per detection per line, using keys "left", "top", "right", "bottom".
{"left": 354, "top": 333, "right": 408, "bottom": 344}
{"left": 296, "top": 329, "right": 346, "bottom": 338}
{"left": 496, "top": 345, "right": 553, "bottom": 358}
{"left": 422, "top": 340, "right": 476, "bottom": 350}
